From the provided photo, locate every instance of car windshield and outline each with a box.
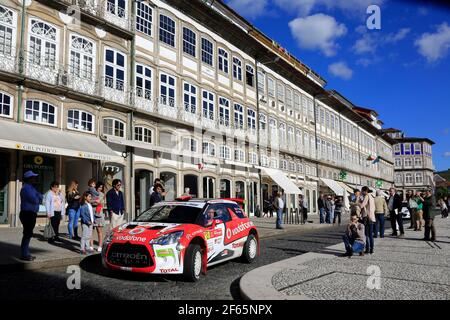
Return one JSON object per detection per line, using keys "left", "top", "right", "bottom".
{"left": 135, "top": 203, "right": 205, "bottom": 224}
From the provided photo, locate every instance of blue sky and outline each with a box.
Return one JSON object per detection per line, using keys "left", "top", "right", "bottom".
{"left": 226, "top": 0, "right": 450, "bottom": 171}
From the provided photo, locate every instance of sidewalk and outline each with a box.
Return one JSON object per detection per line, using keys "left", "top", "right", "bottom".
{"left": 240, "top": 217, "right": 450, "bottom": 300}
{"left": 0, "top": 214, "right": 333, "bottom": 273}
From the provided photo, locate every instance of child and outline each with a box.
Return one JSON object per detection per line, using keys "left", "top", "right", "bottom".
{"left": 79, "top": 191, "right": 94, "bottom": 255}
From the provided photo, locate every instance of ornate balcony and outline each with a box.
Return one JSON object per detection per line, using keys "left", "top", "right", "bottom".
{"left": 0, "top": 51, "right": 18, "bottom": 74}
{"left": 100, "top": 76, "right": 130, "bottom": 105}
{"left": 66, "top": 71, "right": 98, "bottom": 96}
{"left": 157, "top": 96, "right": 177, "bottom": 119}
{"left": 181, "top": 104, "right": 201, "bottom": 126}
{"left": 234, "top": 122, "right": 247, "bottom": 139}
{"left": 104, "top": 0, "right": 132, "bottom": 30}
{"left": 259, "top": 130, "right": 268, "bottom": 145}
{"left": 201, "top": 112, "right": 217, "bottom": 131}
{"left": 248, "top": 128, "right": 257, "bottom": 143}
{"left": 25, "top": 53, "right": 59, "bottom": 85}
{"left": 133, "top": 87, "right": 154, "bottom": 113}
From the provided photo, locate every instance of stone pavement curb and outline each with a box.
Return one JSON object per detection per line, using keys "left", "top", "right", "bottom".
{"left": 239, "top": 218, "right": 450, "bottom": 300}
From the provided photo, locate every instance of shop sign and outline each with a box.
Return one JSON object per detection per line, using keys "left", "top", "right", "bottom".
{"left": 16, "top": 143, "right": 58, "bottom": 155}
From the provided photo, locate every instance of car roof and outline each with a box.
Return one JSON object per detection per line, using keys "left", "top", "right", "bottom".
{"left": 159, "top": 198, "right": 239, "bottom": 205}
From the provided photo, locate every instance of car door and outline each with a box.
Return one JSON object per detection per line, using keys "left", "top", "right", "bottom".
{"left": 204, "top": 204, "right": 233, "bottom": 264}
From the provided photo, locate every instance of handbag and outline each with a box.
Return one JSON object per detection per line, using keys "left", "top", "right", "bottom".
{"left": 44, "top": 219, "right": 55, "bottom": 239}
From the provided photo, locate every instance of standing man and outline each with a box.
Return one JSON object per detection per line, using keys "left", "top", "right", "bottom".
{"left": 360, "top": 187, "right": 376, "bottom": 254}
{"left": 333, "top": 196, "right": 343, "bottom": 225}
{"left": 274, "top": 191, "right": 285, "bottom": 229}
{"left": 422, "top": 189, "right": 437, "bottom": 241}
{"left": 150, "top": 184, "right": 163, "bottom": 207}
{"left": 299, "top": 194, "right": 308, "bottom": 224}
{"left": 406, "top": 191, "right": 417, "bottom": 229}
{"left": 318, "top": 192, "right": 325, "bottom": 224}
{"left": 388, "top": 187, "right": 403, "bottom": 237}
{"left": 325, "top": 196, "right": 333, "bottom": 224}
{"left": 374, "top": 190, "right": 388, "bottom": 238}
{"left": 19, "top": 171, "right": 43, "bottom": 261}
{"left": 106, "top": 179, "right": 125, "bottom": 228}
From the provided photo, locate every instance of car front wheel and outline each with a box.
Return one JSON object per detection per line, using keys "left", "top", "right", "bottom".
{"left": 183, "top": 244, "right": 202, "bottom": 282}
{"left": 241, "top": 234, "right": 258, "bottom": 263}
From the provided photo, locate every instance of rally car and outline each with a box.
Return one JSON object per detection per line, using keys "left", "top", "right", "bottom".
{"left": 101, "top": 198, "right": 259, "bottom": 281}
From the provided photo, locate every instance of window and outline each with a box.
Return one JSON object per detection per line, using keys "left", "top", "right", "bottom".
{"left": 404, "top": 143, "right": 412, "bottom": 154}
{"left": 70, "top": 35, "right": 95, "bottom": 81}
{"left": 394, "top": 144, "right": 401, "bottom": 153}
{"left": 182, "top": 27, "right": 196, "bottom": 57}
{"left": 68, "top": 109, "right": 94, "bottom": 132}
{"left": 105, "top": 48, "right": 126, "bottom": 91}
{"left": 249, "top": 152, "right": 257, "bottom": 164}
{"left": 267, "top": 77, "right": 275, "bottom": 97}
{"left": 136, "top": 1, "right": 152, "bottom": 36}
{"left": 395, "top": 158, "right": 402, "bottom": 167}
{"left": 277, "top": 82, "right": 284, "bottom": 102}
{"left": 286, "top": 88, "right": 293, "bottom": 108}
{"left": 202, "top": 142, "right": 216, "bottom": 157}
{"left": 0, "top": 5, "right": 15, "bottom": 57}
{"left": 202, "top": 90, "right": 214, "bottom": 120}
{"left": 405, "top": 173, "right": 413, "bottom": 184}
{"left": 261, "top": 155, "right": 269, "bottom": 167}
{"left": 294, "top": 93, "right": 301, "bottom": 112}
{"left": 183, "top": 82, "right": 197, "bottom": 114}
{"left": 219, "top": 145, "right": 231, "bottom": 159}
{"left": 280, "top": 160, "right": 287, "bottom": 170}
{"left": 246, "top": 65, "right": 254, "bottom": 87}
{"left": 25, "top": 100, "right": 56, "bottom": 125}
{"left": 103, "top": 118, "right": 125, "bottom": 137}
{"left": 0, "top": 91, "right": 12, "bottom": 118}
{"left": 308, "top": 100, "right": 314, "bottom": 121}
{"left": 257, "top": 71, "right": 265, "bottom": 93}
{"left": 414, "top": 157, "right": 422, "bottom": 167}
{"left": 183, "top": 138, "right": 198, "bottom": 152}
{"left": 297, "top": 163, "right": 304, "bottom": 174}
{"left": 160, "top": 72, "right": 176, "bottom": 107}
{"left": 232, "top": 57, "right": 242, "bottom": 81}
{"left": 414, "top": 143, "right": 422, "bottom": 154}
{"left": 320, "top": 108, "right": 325, "bottom": 125}
{"left": 404, "top": 158, "right": 412, "bottom": 167}
{"left": 218, "top": 48, "right": 228, "bottom": 73}
{"left": 235, "top": 149, "right": 245, "bottom": 162}
{"left": 415, "top": 173, "right": 423, "bottom": 184}
{"left": 271, "top": 158, "right": 278, "bottom": 168}
{"left": 247, "top": 109, "right": 256, "bottom": 131}
{"left": 28, "top": 18, "right": 58, "bottom": 69}
{"left": 305, "top": 165, "right": 311, "bottom": 175}
{"left": 296, "top": 130, "right": 302, "bottom": 145}
{"left": 259, "top": 113, "right": 267, "bottom": 130}
{"left": 234, "top": 103, "right": 244, "bottom": 129}
{"left": 219, "top": 97, "right": 230, "bottom": 127}
{"left": 107, "top": 0, "right": 126, "bottom": 18}
{"left": 269, "top": 118, "right": 277, "bottom": 136}
{"left": 136, "top": 64, "right": 152, "bottom": 100}
{"left": 279, "top": 123, "right": 286, "bottom": 144}
{"left": 135, "top": 126, "right": 152, "bottom": 144}
{"left": 330, "top": 114, "right": 335, "bottom": 131}
{"left": 159, "top": 14, "right": 175, "bottom": 47}
{"left": 288, "top": 126, "right": 294, "bottom": 145}
{"left": 201, "top": 38, "right": 213, "bottom": 66}
{"left": 289, "top": 162, "right": 296, "bottom": 172}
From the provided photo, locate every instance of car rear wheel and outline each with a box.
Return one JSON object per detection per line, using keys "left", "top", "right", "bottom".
{"left": 241, "top": 234, "right": 258, "bottom": 263}
{"left": 183, "top": 244, "right": 202, "bottom": 282}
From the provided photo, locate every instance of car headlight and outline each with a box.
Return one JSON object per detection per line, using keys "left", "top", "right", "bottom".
{"left": 150, "top": 231, "right": 184, "bottom": 245}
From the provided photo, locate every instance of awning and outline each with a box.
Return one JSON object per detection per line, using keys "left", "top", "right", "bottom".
{"left": 261, "top": 167, "right": 303, "bottom": 194}
{"left": 338, "top": 181, "right": 354, "bottom": 194}
{"left": 320, "top": 178, "right": 345, "bottom": 196}
{"left": 0, "top": 121, "right": 122, "bottom": 162}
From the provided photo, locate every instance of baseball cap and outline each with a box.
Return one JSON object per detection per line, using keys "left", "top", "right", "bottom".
{"left": 24, "top": 170, "right": 38, "bottom": 179}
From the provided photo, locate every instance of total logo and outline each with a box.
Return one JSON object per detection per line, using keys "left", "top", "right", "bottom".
{"left": 159, "top": 268, "right": 179, "bottom": 273}
{"left": 226, "top": 221, "right": 253, "bottom": 239}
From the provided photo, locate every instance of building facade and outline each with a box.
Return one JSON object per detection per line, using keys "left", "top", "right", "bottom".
{"left": 384, "top": 128, "right": 435, "bottom": 199}
{"left": 0, "top": 0, "right": 394, "bottom": 227}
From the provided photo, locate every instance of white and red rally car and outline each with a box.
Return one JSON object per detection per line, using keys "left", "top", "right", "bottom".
{"left": 101, "top": 198, "right": 259, "bottom": 281}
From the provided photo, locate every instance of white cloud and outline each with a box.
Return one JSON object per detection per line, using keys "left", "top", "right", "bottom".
{"left": 289, "top": 14, "right": 347, "bottom": 56}
{"left": 353, "top": 34, "right": 377, "bottom": 54}
{"left": 385, "top": 28, "right": 411, "bottom": 43}
{"left": 415, "top": 23, "right": 450, "bottom": 63}
{"left": 328, "top": 61, "right": 353, "bottom": 80}
{"left": 445, "top": 152, "right": 450, "bottom": 157}
{"left": 352, "top": 27, "right": 410, "bottom": 58}
{"left": 227, "top": 0, "right": 269, "bottom": 19}
{"left": 274, "top": 0, "right": 384, "bottom": 17}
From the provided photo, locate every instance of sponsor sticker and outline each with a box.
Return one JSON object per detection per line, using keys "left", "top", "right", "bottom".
{"left": 156, "top": 248, "right": 175, "bottom": 258}
{"left": 204, "top": 229, "right": 223, "bottom": 240}
{"left": 226, "top": 221, "right": 253, "bottom": 239}
{"left": 129, "top": 227, "right": 146, "bottom": 235}
{"left": 115, "top": 235, "right": 147, "bottom": 242}
{"left": 159, "top": 268, "right": 179, "bottom": 273}
{"left": 232, "top": 242, "right": 244, "bottom": 249}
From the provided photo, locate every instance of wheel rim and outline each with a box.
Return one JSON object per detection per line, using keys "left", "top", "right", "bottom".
{"left": 193, "top": 251, "right": 202, "bottom": 278}
{"left": 249, "top": 238, "right": 257, "bottom": 259}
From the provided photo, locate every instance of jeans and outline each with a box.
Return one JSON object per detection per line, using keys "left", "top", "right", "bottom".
{"left": 390, "top": 210, "right": 404, "bottom": 235}
{"left": 50, "top": 211, "right": 62, "bottom": 240}
{"left": 19, "top": 211, "right": 37, "bottom": 258}
{"left": 374, "top": 213, "right": 385, "bottom": 238}
{"left": 329, "top": 209, "right": 335, "bottom": 224}
{"left": 364, "top": 220, "right": 374, "bottom": 252}
{"left": 319, "top": 208, "right": 325, "bottom": 224}
{"left": 67, "top": 208, "right": 80, "bottom": 238}
{"left": 333, "top": 211, "right": 342, "bottom": 224}
{"left": 342, "top": 234, "right": 365, "bottom": 254}
{"left": 276, "top": 208, "right": 283, "bottom": 228}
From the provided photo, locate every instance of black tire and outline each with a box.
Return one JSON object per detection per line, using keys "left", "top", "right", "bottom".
{"left": 183, "top": 244, "right": 202, "bottom": 282}
{"left": 241, "top": 234, "right": 258, "bottom": 263}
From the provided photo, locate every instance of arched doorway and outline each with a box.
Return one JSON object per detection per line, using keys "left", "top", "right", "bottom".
{"left": 220, "top": 179, "right": 231, "bottom": 198}
{"left": 184, "top": 174, "right": 198, "bottom": 198}
{"left": 135, "top": 169, "right": 153, "bottom": 215}
{"left": 160, "top": 171, "right": 177, "bottom": 201}
{"left": 235, "top": 181, "right": 245, "bottom": 199}
{"left": 203, "top": 176, "right": 216, "bottom": 198}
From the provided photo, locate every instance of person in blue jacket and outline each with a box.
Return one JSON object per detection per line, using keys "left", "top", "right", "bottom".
{"left": 19, "top": 171, "right": 43, "bottom": 261}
